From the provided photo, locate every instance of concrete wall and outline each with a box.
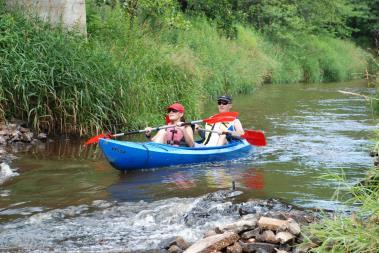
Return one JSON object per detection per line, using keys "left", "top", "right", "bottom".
{"left": 6, "top": 0, "right": 87, "bottom": 34}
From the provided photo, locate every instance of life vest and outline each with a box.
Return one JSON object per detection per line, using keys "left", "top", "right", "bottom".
{"left": 166, "top": 125, "right": 185, "bottom": 146}
{"left": 201, "top": 120, "right": 236, "bottom": 146}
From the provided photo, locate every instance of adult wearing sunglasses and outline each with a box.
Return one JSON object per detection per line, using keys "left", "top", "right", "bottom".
{"left": 197, "top": 95, "right": 244, "bottom": 146}
{"left": 144, "top": 103, "right": 195, "bottom": 147}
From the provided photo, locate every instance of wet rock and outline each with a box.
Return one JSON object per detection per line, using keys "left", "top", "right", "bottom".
{"left": 216, "top": 218, "right": 257, "bottom": 233}
{"left": 183, "top": 191, "right": 241, "bottom": 226}
{"left": 274, "top": 249, "right": 289, "bottom": 253}
{"left": 0, "top": 136, "right": 6, "bottom": 145}
{"left": 239, "top": 241, "right": 276, "bottom": 253}
{"left": 238, "top": 199, "right": 293, "bottom": 216}
{"left": 160, "top": 236, "right": 189, "bottom": 250}
{"left": 256, "top": 230, "right": 278, "bottom": 244}
{"left": 203, "top": 230, "right": 218, "bottom": 238}
{"left": 369, "top": 150, "right": 378, "bottom": 157}
{"left": 240, "top": 228, "right": 260, "bottom": 240}
{"left": 168, "top": 245, "right": 184, "bottom": 253}
{"left": 226, "top": 242, "right": 242, "bottom": 253}
{"left": 275, "top": 232, "right": 295, "bottom": 244}
{"left": 287, "top": 219, "right": 301, "bottom": 235}
{"left": 293, "top": 242, "right": 318, "bottom": 253}
{"left": 184, "top": 232, "right": 239, "bottom": 253}
{"left": 37, "top": 132, "right": 47, "bottom": 140}
{"left": 258, "top": 217, "right": 289, "bottom": 231}
{"left": 21, "top": 132, "right": 34, "bottom": 142}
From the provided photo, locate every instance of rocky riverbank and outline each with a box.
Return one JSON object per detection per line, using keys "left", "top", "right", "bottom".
{"left": 159, "top": 191, "right": 319, "bottom": 253}
{"left": 0, "top": 121, "right": 47, "bottom": 163}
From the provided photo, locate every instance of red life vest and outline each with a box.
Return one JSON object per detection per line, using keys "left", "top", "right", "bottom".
{"left": 166, "top": 126, "right": 185, "bottom": 146}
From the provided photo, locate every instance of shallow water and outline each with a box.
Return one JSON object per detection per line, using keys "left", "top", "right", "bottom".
{"left": 0, "top": 80, "right": 377, "bottom": 252}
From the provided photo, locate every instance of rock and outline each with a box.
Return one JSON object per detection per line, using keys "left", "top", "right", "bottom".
{"left": 241, "top": 228, "right": 260, "bottom": 240}
{"left": 275, "top": 232, "right": 295, "bottom": 244}
{"left": 21, "top": 132, "right": 34, "bottom": 142}
{"left": 256, "top": 230, "right": 278, "bottom": 244}
{"left": 6, "top": 124, "right": 17, "bottom": 131}
{"left": 19, "top": 127, "right": 29, "bottom": 133}
{"left": 183, "top": 231, "right": 239, "bottom": 253}
{"left": 226, "top": 242, "right": 242, "bottom": 253}
{"left": 203, "top": 230, "right": 218, "bottom": 238}
{"left": 258, "top": 217, "right": 289, "bottom": 231}
{"left": 0, "top": 136, "right": 6, "bottom": 145}
{"left": 168, "top": 245, "right": 184, "bottom": 253}
{"left": 216, "top": 218, "right": 257, "bottom": 233}
{"left": 274, "top": 249, "right": 289, "bottom": 253}
{"left": 160, "top": 236, "right": 189, "bottom": 250}
{"left": 239, "top": 241, "right": 276, "bottom": 253}
{"left": 37, "top": 133, "right": 47, "bottom": 140}
{"left": 293, "top": 242, "right": 318, "bottom": 253}
{"left": 287, "top": 219, "right": 301, "bottom": 235}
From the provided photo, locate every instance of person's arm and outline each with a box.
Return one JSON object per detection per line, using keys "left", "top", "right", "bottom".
{"left": 232, "top": 119, "right": 244, "bottom": 136}
{"left": 145, "top": 127, "right": 166, "bottom": 143}
{"left": 183, "top": 125, "right": 195, "bottom": 147}
{"left": 176, "top": 123, "right": 194, "bottom": 147}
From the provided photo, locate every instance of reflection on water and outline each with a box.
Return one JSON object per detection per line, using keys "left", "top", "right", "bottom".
{"left": 1, "top": 80, "right": 376, "bottom": 222}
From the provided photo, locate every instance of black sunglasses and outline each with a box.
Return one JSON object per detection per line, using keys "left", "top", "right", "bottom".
{"left": 218, "top": 101, "right": 229, "bottom": 105}
{"left": 167, "top": 109, "right": 179, "bottom": 113}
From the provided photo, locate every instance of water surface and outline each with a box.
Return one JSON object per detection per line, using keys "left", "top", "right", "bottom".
{"left": 0, "top": 80, "right": 376, "bottom": 252}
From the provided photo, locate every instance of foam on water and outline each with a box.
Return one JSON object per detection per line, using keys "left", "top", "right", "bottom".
{"left": 0, "top": 163, "right": 19, "bottom": 185}
{"left": 0, "top": 193, "right": 240, "bottom": 252}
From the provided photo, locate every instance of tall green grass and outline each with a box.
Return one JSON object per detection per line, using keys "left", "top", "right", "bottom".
{"left": 302, "top": 168, "right": 378, "bottom": 252}
{"left": 0, "top": 3, "right": 370, "bottom": 135}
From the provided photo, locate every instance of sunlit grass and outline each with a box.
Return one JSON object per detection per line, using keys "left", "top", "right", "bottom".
{"left": 302, "top": 168, "right": 379, "bottom": 253}
{"left": 0, "top": 3, "right": 370, "bottom": 135}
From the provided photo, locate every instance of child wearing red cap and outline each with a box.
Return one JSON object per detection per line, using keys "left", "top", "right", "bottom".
{"left": 144, "top": 103, "right": 194, "bottom": 147}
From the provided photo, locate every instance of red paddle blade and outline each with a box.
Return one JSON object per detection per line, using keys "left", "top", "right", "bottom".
{"left": 202, "top": 111, "right": 238, "bottom": 124}
{"left": 203, "top": 115, "right": 237, "bottom": 124}
{"left": 212, "top": 111, "right": 239, "bottom": 118}
{"left": 241, "top": 130, "right": 267, "bottom": 146}
{"left": 84, "top": 133, "right": 111, "bottom": 145}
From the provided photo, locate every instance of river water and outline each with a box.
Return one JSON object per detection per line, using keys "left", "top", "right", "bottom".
{"left": 0, "top": 81, "right": 376, "bottom": 252}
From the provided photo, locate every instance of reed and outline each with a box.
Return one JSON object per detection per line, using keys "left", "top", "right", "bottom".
{"left": 302, "top": 168, "right": 379, "bottom": 252}
{"left": 0, "top": 3, "right": 371, "bottom": 135}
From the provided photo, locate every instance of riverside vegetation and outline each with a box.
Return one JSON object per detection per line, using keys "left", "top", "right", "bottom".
{"left": 0, "top": 0, "right": 374, "bottom": 135}
{"left": 0, "top": 1, "right": 378, "bottom": 252}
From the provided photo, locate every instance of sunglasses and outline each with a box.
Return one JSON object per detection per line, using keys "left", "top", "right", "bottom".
{"left": 167, "top": 109, "right": 179, "bottom": 113}
{"left": 217, "top": 101, "right": 229, "bottom": 105}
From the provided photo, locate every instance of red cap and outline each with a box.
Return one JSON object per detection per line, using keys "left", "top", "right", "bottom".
{"left": 167, "top": 103, "right": 185, "bottom": 113}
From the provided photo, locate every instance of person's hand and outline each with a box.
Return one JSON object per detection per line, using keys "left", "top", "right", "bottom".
{"left": 144, "top": 127, "right": 153, "bottom": 137}
{"left": 176, "top": 122, "right": 186, "bottom": 131}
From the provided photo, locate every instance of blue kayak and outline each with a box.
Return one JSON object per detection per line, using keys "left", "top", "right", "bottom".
{"left": 99, "top": 138, "right": 252, "bottom": 171}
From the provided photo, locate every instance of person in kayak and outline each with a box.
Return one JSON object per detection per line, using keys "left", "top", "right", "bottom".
{"left": 197, "top": 95, "right": 244, "bottom": 146}
{"left": 144, "top": 103, "right": 195, "bottom": 147}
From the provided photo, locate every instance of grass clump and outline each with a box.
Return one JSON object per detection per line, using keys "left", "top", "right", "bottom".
{"left": 302, "top": 168, "right": 379, "bottom": 252}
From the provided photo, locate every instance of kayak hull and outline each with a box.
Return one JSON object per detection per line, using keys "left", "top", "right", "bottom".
{"left": 99, "top": 139, "right": 252, "bottom": 171}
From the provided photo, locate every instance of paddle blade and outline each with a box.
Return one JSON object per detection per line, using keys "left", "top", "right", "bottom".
{"left": 84, "top": 133, "right": 111, "bottom": 145}
{"left": 203, "top": 115, "right": 237, "bottom": 124}
{"left": 213, "top": 111, "right": 239, "bottom": 118}
{"left": 202, "top": 111, "right": 239, "bottom": 124}
{"left": 241, "top": 130, "right": 267, "bottom": 146}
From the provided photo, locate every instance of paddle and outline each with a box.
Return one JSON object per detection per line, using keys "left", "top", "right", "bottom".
{"left": 84, "top": 112, "right": 238, "bottom": 145}
{"left": 198, "top": 128, "right": 267, "bottom": 146}
{"left": 241, "top": 130, "right": 267, "bottom": 146}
